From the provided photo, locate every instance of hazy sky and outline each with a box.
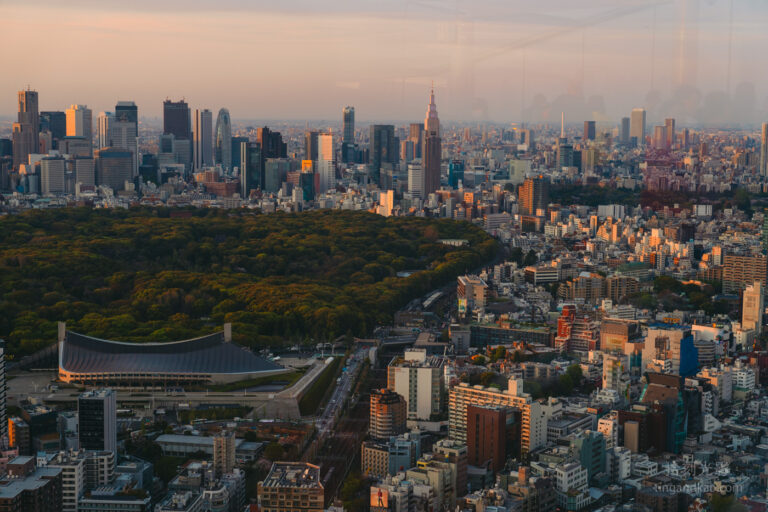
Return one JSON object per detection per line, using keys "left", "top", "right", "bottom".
{"left": 3, "top": 0, "right": 768, "bottom": 125}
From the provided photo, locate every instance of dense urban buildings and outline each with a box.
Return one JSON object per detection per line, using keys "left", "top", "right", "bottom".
{"left": 3, "top": 15, "right": 768, "bottom": 509}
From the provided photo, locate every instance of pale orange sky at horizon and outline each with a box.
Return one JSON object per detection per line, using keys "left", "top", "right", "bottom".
{"left": 2, "top": 0, "right": 767, "bottom": 125}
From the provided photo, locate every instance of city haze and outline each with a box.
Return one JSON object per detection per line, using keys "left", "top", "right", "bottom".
{"left": 2, "top": 0, "right": 768, "bottom": 125}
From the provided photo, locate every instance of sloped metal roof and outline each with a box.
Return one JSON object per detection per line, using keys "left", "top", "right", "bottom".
{"left": 60, "top": 331, "right": 283, "bottom": 375}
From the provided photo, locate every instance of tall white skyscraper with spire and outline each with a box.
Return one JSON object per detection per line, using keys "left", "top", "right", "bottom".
{"left": 423, "top": 86, "right": 441, "bottom": 195}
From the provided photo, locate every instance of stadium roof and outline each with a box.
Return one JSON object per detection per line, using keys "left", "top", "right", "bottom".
{"left": 60, "top": 331, "right": 283, "bottom": 375}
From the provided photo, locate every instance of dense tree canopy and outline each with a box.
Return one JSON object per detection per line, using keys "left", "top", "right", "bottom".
{"left": 0, "top": 208, "right": 498, "bottom": 357}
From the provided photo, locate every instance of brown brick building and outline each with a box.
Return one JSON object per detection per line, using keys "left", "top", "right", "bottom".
{"left": 369, "top": 389, "right": 407, "bottom": 441}
{"left": 0, "top": 456, "right": 62, "bottom": 512}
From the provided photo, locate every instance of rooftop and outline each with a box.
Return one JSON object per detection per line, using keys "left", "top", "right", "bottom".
{"left": 156, "top": 434, "right": 244, "bottom": 448}
{"left": 0, "top": 467, "right": 61, "bottom": 498}
{"left": 261, "top": 462, "right": 322, "bottom": 489}
{"left": 60, "top": 329, "right": 283, "bottom": 375}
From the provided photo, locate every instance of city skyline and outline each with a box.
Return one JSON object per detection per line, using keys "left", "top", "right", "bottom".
{"left": 3, "top": 0, "right": 768, "bottom": 124}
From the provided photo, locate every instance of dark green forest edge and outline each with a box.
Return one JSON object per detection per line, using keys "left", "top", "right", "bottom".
{"left": 0, "top": 208, "right": 498, "bottom": 358}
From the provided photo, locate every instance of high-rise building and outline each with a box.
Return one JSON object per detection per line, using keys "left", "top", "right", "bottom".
{"left": 423, "top": 87, "right": 441, "bottom": 195}
{"left": 98, "top": 108, "right": 136, "bottom": 171}
{"left": 369, "top": 124, "right": 397, "bottom": 185}
{"left": 761, "top": 123, "right": 768, "bottom": 177}
{"left": 387, "top": 349, "right": 444, "bottom": 421}
{"left": 74, "top": 157, "right": 95, "bottom": 187}
{"left": 369, "top": 389, "right": 407, "bottom": 441}
{"left": 742, "top": 281, "right": 764, "bottom": 335}
{"left": 342, "top": 106, "right": 355, "bottom": 145}
{"left": 213, "top": 431, "right": 236, "bottom": 476}
{"left": 408, "top": 123, "right": 424, "bottom": 159}
{"left": 342, "top": 106, "right": 355, "bottom": 163}
{"left": 258, "top": 462, "right": 324, "bottom": 512}
{"left": 115, "top": 100, "right": 137, "bottom": 124}
{"left": 240, "top": 141, "right": 261, "bottom": 197}
{"left": 110, "top": 118, "right": 139, "bottom": 177}
{"left": 40, "top": 156, "right": 66, "bottom": 195}
{"left": 78, "top": 389, "right": 116, "bottom": 453}
{"left": 448, "top": 160, "right": 464, "bottom": 189}
{"left": 556, "top": 138, "right": 574, "bottom": 169}
{"left": 653, "top": 125, "right": 668, "bottom": 150}
{"left": 193, "top": 108, "right": 213, "bottom": 169}
{"left": 40, "top": 111, "right": 66, "bottom": 148}
{"left": 230, "top": 136, "right": 248, "bottom": 170}
{"left": 665, "top": 118, "right": 676, "bottom": 149}
{"left": 163, "top": 99, "right": 191, "bottom": 140}
{"left": 449, "top": 379, "right": 551, "bottom": 459}
{"left": 264, "top": 158, "right": 291, "bottom": 193}
{"left": 58, "top": 137, "right": 92, "bottom": 158}
{"left": 97, "top": 112, "right": 114, "bottom": 149}
{"left": 466, "top": 405, "right": 511, "bottom": 472}
{"left": 95, "top": 148, "right": 133, "bottom": 191}
{"left": 114, "top": 101, "right": 139, "bottom": 176}
{"left": 304, "top": 131, "right": 319, "bottom": 161}
{"left": 12, "top": 88, "right": 39, "bottom": 170}
{"left": 518, "top": 177, "right": 549, "bottom": 216}
{"left": 583, "top": 121, "right": 596, "bottom": 141}
{"left": 630, "top": 108, "right": 646, "bottom": 146}
{"left": 214, "top": 108, "right": 232, "bottom": 171}
{"left": 400, "top": 139, "right": 415, "bottom": 163}
{"left": 317, "top": 132, "right": 335, "bottom": 194}
{"left": 407, "top": 163, "right": 424, "bottom": 199}
{"left": 723, "top": 253, "right": 768, "bottom": 293}
{"left": 619, "top": 117, "right": 630, "bottom": 145}
{"left": 257, "top": 127, "right": 287, "bottom": 159}
{"left": 65, "top": 104, "right": 92, "bottom": 142}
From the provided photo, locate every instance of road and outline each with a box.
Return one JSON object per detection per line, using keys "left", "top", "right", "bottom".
{"left": 315, "top": 364, "right": 387, "bottom": 506}
{"left": 315, "top": 348, "right": 367, "bottom": 440}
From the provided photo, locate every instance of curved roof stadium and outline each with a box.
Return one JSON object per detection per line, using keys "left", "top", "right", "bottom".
{"left": 58, "top": 323, "right": 285, "bottom": 385}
